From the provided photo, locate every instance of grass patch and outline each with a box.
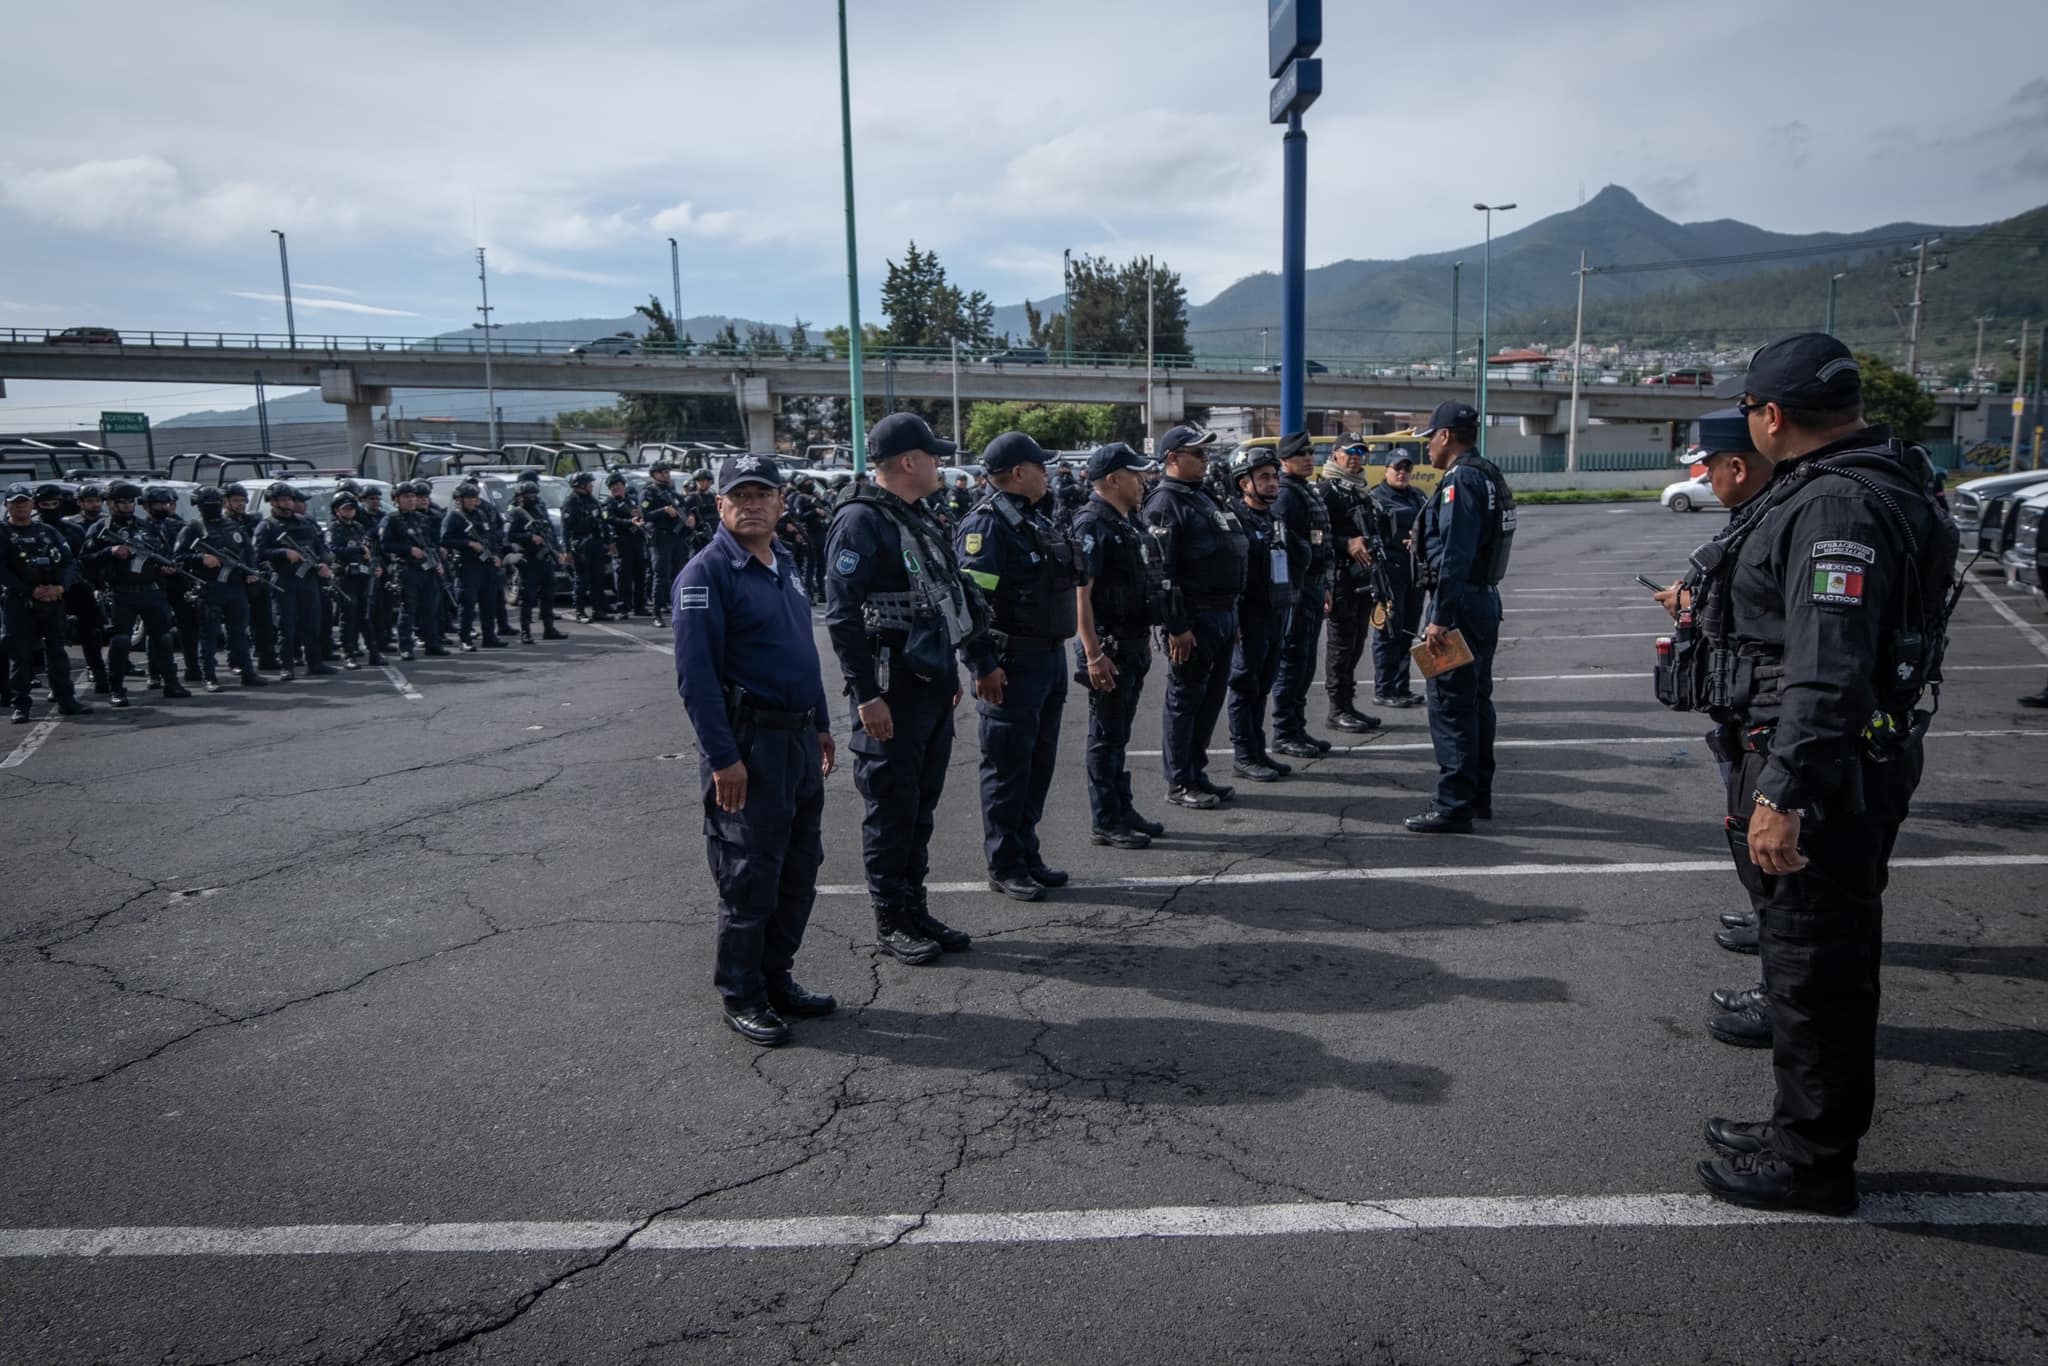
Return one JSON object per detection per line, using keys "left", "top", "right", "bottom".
{"left": 1516, "top": 488, "right": 1664, "bottom": 504}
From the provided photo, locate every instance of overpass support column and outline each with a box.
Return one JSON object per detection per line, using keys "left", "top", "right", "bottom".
{"left": 734, "top": 375, "right": 777, "bottom": 453}
{"left": 319, "top": 367, "right": 390, "bottom": 461}
{"left": 1146, "top": 382, "right": 1184, "bottom": 453}
{"left": 343, "top": 402, "right": 376, "bottom": 456}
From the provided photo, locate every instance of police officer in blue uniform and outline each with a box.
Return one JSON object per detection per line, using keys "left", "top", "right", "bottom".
{"left": 1142, "top": 424, "right": 1249, "bottom": 810}
{"left": 441, "top": 483, "right": 509, "bottom": 651}
{"left": 1073, "top": 442, "right": 1168, "bottom": 849}
{"left": 175, "top": 485, "right": 270, "bottom": 691}
{"left": 824, "top": 412, "right": 986, "bottom": 964}
{"left": 640, "top": 462, "right": 691, "bottom": 626}
{"left": 1225, "top": 445, "right": 1297, "bottom": 782}
{"left": 957, "top": 431, "right": 1079, "bottom": 901}
{"left": 2, "top": 485, "right": 93, "bottom": 723}
{"left": 1406, "top": 400, "right": 1515, "bottom": 833}
{"left": 256, "top": 484, "right": 337, "bottom": 679}
{"left": 674, "top": 454, "right": 838, "bottom": 1048}
{"left": 1367, "top": 452, "right": 1429, "bottom": 706}
{"left": 84, "top": 482, "right": 191, "bottom": 708}
{"left": 1269, "top": 431, "right": 1335, "bottom": 757}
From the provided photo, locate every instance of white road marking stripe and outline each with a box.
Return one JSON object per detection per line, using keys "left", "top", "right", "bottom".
{"left": 379, "top": 664, "right": 422, "bottom": 701}
{"left": 6, "top": 1189, "right": 2042, "bottom": 1259}
{"left": 589, "top": 622, "right": 670, "bottom": 655}
{"left": 1503, "top": 624, "right": 2013, "bottom": 643}
{"left": 818, "top": 852, "right": 2048, "bottom": 898}
{"left": 1967, "top": 580, "right": 2048, "bottom": 660}
{"left": 1127, "top": 727, "right": 2047, "bottom": 759}
{"left": 0, "top": 718, "right": 60, "bottom": 770}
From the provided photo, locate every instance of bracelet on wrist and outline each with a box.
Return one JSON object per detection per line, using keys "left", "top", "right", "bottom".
{"left": 1752, "top": 790, "right": 1791, "bottom": 814}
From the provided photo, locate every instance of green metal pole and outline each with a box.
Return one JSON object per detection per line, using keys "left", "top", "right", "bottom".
{"left": 838, "top": 0, "right": 867, "bottom": 473}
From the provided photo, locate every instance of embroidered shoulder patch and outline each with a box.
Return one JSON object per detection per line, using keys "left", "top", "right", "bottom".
{"left": 835, "top": 549, "right": 861, "bottom": 575}
{"left": 1442, "top": 485, "right": 1456, "bottom": 503}
{"left": 677, "top": 585, "right": 711, "bottom": 611}
{"left": 1810, "top": 562, "right": 1866, "bottom": 606}
{"left": 964, "top": 532, "right": 984, "bottom": 555}
{"left": 1812, "top": 539, "right": 1875, "bottom": 564}
{"left": 1081, "top": 532, "right": 1096, "bottom": 555}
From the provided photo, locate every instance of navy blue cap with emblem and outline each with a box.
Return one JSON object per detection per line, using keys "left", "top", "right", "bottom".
{"left": 1085, "top": 442, "right": 1156, "bottom": 481}
{"left": 716, "top": 453, "right": 783, "bottom": 494}
{"left": 3, "top": 483, "right": 32, "bottom": 503}
{"left": 1157, "top": 423, "right": 1217, "bottom": 457}
{"left": 1414, "top": 400, "right": 1480, "bottom": 438}
{"left": 1715, "top": 332, "right": 1862, "bottom": 405}
{"left": 868, "top": 411, "right": 957, "bottom": 462}
{"left": 1682, "top": 406, "right": 1759, "bottom": 464}
{"left": 982, "top": 431, "right": 1051, "bottom": 474}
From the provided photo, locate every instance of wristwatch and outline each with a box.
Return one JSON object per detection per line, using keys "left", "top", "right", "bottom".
{"left": 1751, "top": 790, "right": 1791, "bottom": 814}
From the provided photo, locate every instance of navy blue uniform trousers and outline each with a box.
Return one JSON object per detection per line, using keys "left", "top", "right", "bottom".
{"left": 5, "top": 599, "right": 75, "bottom": 707}
{"left": 1371, "top": 561, "right": 1425, "bottom": 699}
{"left": 200, "top": 584, "right": 254, "bottom": 681}
{"left": 1270, "top": 576, "right": 1325, "bottom": 740}
{"left": 1229, "top": 605, "right": 1290, "bottom": 761}
{"left": 850, "top": 672, "right": 954, "bottom": 908}
{"left": 1085, "top": 648, "right": 1149, "bottom": 831}
{"left": 704, "top": 724, "right": 825, "bottom": 1011}
{"left": 977, "top": 647, "right": 1066, "bottom": 878}
{"left": 274, "top": 576, "right": 323, "bottom": 670}
{"left": 1424, "top": 585, "right": 1500, "bottom": 816}
{"left": 1160, "top": 606, "right": 1236, "bottom": 789}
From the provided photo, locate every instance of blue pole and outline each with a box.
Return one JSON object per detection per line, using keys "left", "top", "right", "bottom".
{"left": 1280, "top": 111, "right": 1307, "bottom": 436}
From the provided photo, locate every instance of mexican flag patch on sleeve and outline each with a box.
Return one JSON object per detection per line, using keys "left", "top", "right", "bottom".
{"left": 1810, "top": 562, "right": 1866, "bottom": 605}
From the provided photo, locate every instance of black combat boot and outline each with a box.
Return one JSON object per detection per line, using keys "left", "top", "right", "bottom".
{"left": 905, "top": 893, "right": 971, "bottom": 952}
{"left": 874, "top": 905, "right": 940, "bottom": 965}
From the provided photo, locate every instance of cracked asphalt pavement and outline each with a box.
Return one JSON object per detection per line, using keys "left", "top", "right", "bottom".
{"left": 3, "top": 505, "right": 2044, "bottom": 1364}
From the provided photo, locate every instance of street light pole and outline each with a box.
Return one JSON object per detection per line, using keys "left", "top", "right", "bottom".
{"left": 1062, "top": 247, "right": 1073, "bottom": 366}
{"left": 271, "top": 229, "right": 295, "bottom": 347}
{"left": 950, "top": 335, "right": 961, "bottom": 441}
{"left": 1145, "top": 260, "right": 1155, "bottom": 446}
{"left": 1825, "top": 271, "right": 1846, "bottom": 335}
{"left": 1567, "top": 250, "right": 1588, "bottom": 476}
{"left": 836, "top": 0, "right": 868, "bottom": 472}
{"left": 2012, "top": 320, "right": 2029, "bottom": 473}
{"left": 1473, "top": 202, "right": 1517, "bottom": 459}
{"left": 1260, "top": 327, "right": 1270, "bottom": 367}
{"left": 1450, "top": 261, "right": 1461, "bottom": 381}
{"left": 474, "top": 246, "right": 498, "bottom": 449}
{"left": 668, "top": 237, "right": 682, "bottom": 349}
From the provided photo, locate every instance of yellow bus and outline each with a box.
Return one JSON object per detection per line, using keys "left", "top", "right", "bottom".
{"left": 1232, "top": 431, "right": 1441, "bottom": 493}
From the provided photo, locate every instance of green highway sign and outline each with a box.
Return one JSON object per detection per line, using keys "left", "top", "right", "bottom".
{"left": 100, "top": 411, "right": 149, "bottom": 434}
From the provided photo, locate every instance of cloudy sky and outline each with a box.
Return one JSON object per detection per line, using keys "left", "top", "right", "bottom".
{"left": 4, "top": 0, "right": 2045, "bottom": 429}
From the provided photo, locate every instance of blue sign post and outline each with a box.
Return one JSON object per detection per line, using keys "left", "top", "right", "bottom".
{"left": 1268, "top": 0, "right": 1321, "bottom": 437}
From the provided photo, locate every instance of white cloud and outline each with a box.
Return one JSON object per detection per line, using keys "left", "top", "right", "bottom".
{"left": 649, "top": 201, "right": 746, "bottom": 239}
{"left": 225, "top": 290, "right": 419, "bottom": 318}
{"left": 295, "top": 283, "right": 359, "bottom": 297}
{"left": 485, "top": 249, "right": 634, "bottom": 287}
{"left": 0, "top": 154, "right": 354, "bottom": 247}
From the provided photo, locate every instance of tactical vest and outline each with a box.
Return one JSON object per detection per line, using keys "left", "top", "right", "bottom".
{"left": 2, "top": 522, "right": 68, "bottom": 589}
{"left": 977, "top": 492, "right": 1080, "bottom": 640}
{"left": 1289, "top": 474, "right": 1336, "bottom": 577}
{"left": 1153, "top": 480, "right": 1249, "bottom": 600}
{"left": 1082, "top": 508, "right": 1167, "bottom": 631}
{"left": 840, "top": 489, "right": 981, "bottom": 648}
{"left": 1466, "top": 454, "right": 1517, "bottom": 585}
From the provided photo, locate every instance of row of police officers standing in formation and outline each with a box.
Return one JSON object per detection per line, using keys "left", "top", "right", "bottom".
{"left": 676, "top": 334, "right": 1963, "bottom": 1222}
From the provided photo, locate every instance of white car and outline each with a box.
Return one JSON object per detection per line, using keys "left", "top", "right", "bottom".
{"left": 1661, "top": 473, "right": 1720, "bottom": 513}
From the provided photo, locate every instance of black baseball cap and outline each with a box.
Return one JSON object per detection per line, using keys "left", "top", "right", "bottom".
{"left": 1276, "top": 431, "right": 1315, "bottom": 462}
{"left": 1157, "top": 424, "right": 1217, "bottom": 457}
{"left": 716, "top": 453, "right": 784, "bottom": 494}
{"left": 868, "top": 411, "right": 956, "bottom": 462}
{"left": 1715, "top": 333, "right": 1862, "bottom": 405}
{"left": 1085, "top": 442, "right": 1155, "bottom": 481}
{"left": 981, "top": 431, "right": 1051, "bottom": 474}
{"left": 1386, "top": 451, "right": 1416, "bottom": 469}
{"left": 1414, "top": 400, "right": 1480, "bottom": 438}
{"left": 1683, "top": 407, "right": 1759, "bottom": 464}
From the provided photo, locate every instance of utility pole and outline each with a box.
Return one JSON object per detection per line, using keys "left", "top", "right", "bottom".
{"left": 836, "top": 0, "right": 867, "bottom": 471}
{"left": 1450, "top": 261, "right": 1462, "bottom": 381}
{"left": 1973, "top": 314, "right": 1993, "bottom": 390}
{"left": 1567, "top": 250, "right": 1588, "bottom": 476}
{"left": 474, "top": 247, "right": 499, "bottom": 449}
{"left": 271, "top": 229, "right": 295, "bottom": 347}
{"left": 1473, "top": 203, "right": 1517, "bottom": 459}
{"left": 950, "top": 335, "right": 961, "bottom": 441}
{"left": 1825, "top": 271, "right": 1845, "bottom": 335}
{"left": 1260, "top": 327, "right": 1270, "bottom": 367}
{"left": 1902, "top": 236, "right": 1943, "bottom": 377}
{"left": 2011, "top": 320, "right": 2029, "bottom": 473}
{"left": 1062, "top": 247, "right": 1073, "bottom": 366}
{"left": 1145, "top": 260, "right": 1156, "bottom": 446}
{"left": 668, "top": 237, "right": 682, "bottom": 350}
{"left": 254, "top": 370, "right": 271, "bottom": 452}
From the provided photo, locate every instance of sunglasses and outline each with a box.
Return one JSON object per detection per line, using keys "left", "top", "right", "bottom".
{"left": 1736, "top": 397, "right": 1770, "bottom": 417}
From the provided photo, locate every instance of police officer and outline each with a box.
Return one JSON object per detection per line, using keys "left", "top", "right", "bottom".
{"left": 225, "top": 483, "right": 281, "bottom": 671}
{"left": 602, "top": 471, "right": 649, "bottom": 617}
{"left": 1318, "top": 441, "right": 1386, "bottom": 735}
{"left": 824, "top": 412, "right": 984, "bottom": 963}
{"left": 36, "top": 483, "right": 110, "bottom": 696}
{"left": 2, "top": 485, "right": 92, "bottom": 723}
{"left": 957, "top": 431, "right": 1077, "bottom": 901}
{"left": 506, "top": 481, "right": 570, "bottom": 643}
{"left": 325, "top": 492, "right": 383, "bottom": 668}
{"left": 946, "top": 473, "right": 975, "bottom": 523}
{"left": 1367, "top": 452, "right": 1429, "bottom": 706}
{"left": 1074, "top": 443, "right": 1168, "bottom": 848}
{"left": 641, "top": 462, "right": 690, "bottom": 626}
{"left": 1225, "top": 445, "right": 1297, "bottom": 782}
{"left": 562, "top": 470, "right": 613, "bottom": 622}
{"left": 1142, "top": 424, "right": 1248, "bottom": 810}
{"left": 84, "top": 482, "right": 189, "bottom": 707}
{"left": 442, "top": 483, "right": 509, "bottom": 650}
{"left": 1669, "top": 336, "right": 1953, "bottom": 1215}
{"left": 1405, "top": 401, "right": 1515, "bottom": 833}
{"left": 380, "top": 482, "right": 451, "bottom": 660}
{"left": 674, "top": 454, "right": 838, "bottom": 1048}
{"left": 357, "top": 484, "right": 396, "bottom": 654}
{"left": 792, "top": 476, "right": 832, "bottom": 600}
{"left": 175, "top": 486, "right": 269, "bottom": 690}
{"left": 137, "top": 487, "right": 204, "bottom": 687}
{"left": 1269, "top": 432, "right": 1334, "bottom": 757}
{"left": 684, "top": 470, "right": 719, "bottom": 554}
{"left": 256, "top": 484, "right": 337, "bottom": 679}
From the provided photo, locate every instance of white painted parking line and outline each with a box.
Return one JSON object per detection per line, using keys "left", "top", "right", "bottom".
{"left": 818, "top": 851, "right": 2048, "bottom": 899}
{"left": 0, "top": 718, "right": 60, "bottom": 770}
{"left": 380, "top": 664, "right": 423, "bottom": 701}
{"left": 6, "top": 1188, "right": 2041, "bottom": 1259}
{"left": 1483, "top": 664, "right": 2037, "bottom": 685}
{"left": 589, "top": 622, "right": 671, "bottom": 655}
{"left": 1505, "top": 623, "right": 2014, "bottom": 643}
{"left": 1128, "top": 727, "right": 2047, "bottom": 759}
{"left": 1967, "top": 580, "right": 2048, "bottom": 660}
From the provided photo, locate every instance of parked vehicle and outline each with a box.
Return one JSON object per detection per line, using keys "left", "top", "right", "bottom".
{"left": 1254, "top": 359, "right": 1329, "bottom": 375}
{"left": 1974, "top": 478, "right": 2048, "bottom": 557}
{"left": 2006, "top": 490, "right": 2048, "bottom": 592}
{"left": 1949, "top": 469, "right": 2048, "bottom": 536}
{"left": 1661, "top": 472, "right": 1720, "bottom": 513}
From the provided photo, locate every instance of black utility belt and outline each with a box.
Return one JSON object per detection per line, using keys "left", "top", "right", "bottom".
{"left": 743, "top": 705, "right": 815, "bottom": 731}
{"left": 990, "top": 630, "right": 1065, "bottom": 652}
{"left": 1182, "top": 591, "right": 1237, "bottom": 611}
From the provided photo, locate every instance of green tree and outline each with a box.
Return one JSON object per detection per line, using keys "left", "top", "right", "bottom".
{"left": 1855, "top": 351, "right": 1936, "bottom": 440}
{"left": 1055, "top": 254, "right": 1191, "bottom": 361}
{"left": 966, "top": 401, "right": 1115, "bottom": 451}
{"left": 617, "top": 295, "right": 742, "bottom": 441}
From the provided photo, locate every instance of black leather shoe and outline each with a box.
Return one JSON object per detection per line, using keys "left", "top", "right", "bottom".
{"left": 1719, "top": 909, "right": 1757, "bottom": 930}
{"left": 343, "top": 657, "right": 362, "bottom": 671}
{"left": 1404, "top": 808, "right": 1474, "bottom": 834}
{"left": 2018, "top": 688, "right": 2048, "bottom": 709}
{"left": 908, "top": 905, "right": 972, "bottom": 952}
{"left": 1704, "top": 1117, "right": 1774, "bottom": 1157}
{"left": 481, "top": 637, "right": 510, "bottom": 649}
{"left": 1028, "top": 864, "right": 1069, "bottom": 888}
{"left": 1232, "top": 758, "right": 1283, "bottom": 782}
{"left": 989, "top": 872, "right": 1044, "bottom": 902}
{"left": 1192, "top": 777, "right": 1236, "bottom": 801}
{"left": 1697, "top": 1151, "right": 1856, "bottom": 1216}
{"left": 1711, "top": 983, "right": 1766, "bottom": 1013}
{"left": 160, "top": 683, "right": 193, "bottom": 699}
{"left": 1328, "top": 707, "right": 1382, "bottom": 732}
{"left": 56, "top": 699, "right": 93, "bottom": 716}
{"left": 1165, "top": 785, "right": 1219, "bottom": 810}
{"left": 460, "top": 640, "right": 477, "bottom": 653}
{"left": 239, "top": 671, "right": 269, "bottom": 687}
{"left": 306, "top": 665, "right": 338, "bottom": 676}
{"left": 542, "top": 626, "right": 569, "bottom": 640}
{"left": 399, "top": 649, "right": 416, "bottom": 661}
{"left": 203, "top": 680, "right": 225, "bottom": 693}
{"left": 1473, "top": 805, "right": 1493, "bottom": 820}
{"left": 1124, "top": 810, "right": 1166, "bottom": 838}
{"left": 1709, "top": 1002, "right": 1773, "bottom": 1048}
{"left": 1265, "top": 756, "right": 1292, "bottom": 776}
{"left": 1716, "top": 922, "right": 1761, "bottom": 955}
{"left": 723, "top": 1005, "right": 791, "bottom": 1047}
{"left": 367, "top": 652, "right": 387, "bottom": 666}
{"left": 1091, "top": 826, "right": 1152, "bottom": 849}
{"left": 423, "top": 648, "right": 451, "bottom": 657}
{"left": 109, "top": 692, "right": 130, "bottom": 709}
{"left": 521, "top": 630, "right": 535, "bottom": 644}
{"left": 769, "top": 983, "right": 837, "bottom": 1017}
{"left": 9, "top": 706, "right": 29, "bottom": 724}
{"left": 1272, "top": 737, "right": 1323, "bottom": 759}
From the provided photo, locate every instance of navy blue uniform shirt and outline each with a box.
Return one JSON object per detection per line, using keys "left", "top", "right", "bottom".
{"left": 1416, "top": 453, "right": 1495, "bottom": 629}
{"left": 673, "top": 524, "right": 831, "bottom": 772}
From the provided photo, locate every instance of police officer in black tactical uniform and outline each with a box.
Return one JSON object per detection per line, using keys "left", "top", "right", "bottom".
{"left": 137, "top": 487, "right": 204, "bottom": 687}
{"left": 441, "top": 483, "right": 509, "bottom": 651}
{"left": 357, "top": 484, "right": 395, "bottom": 654}
{"left": 255, "top": 484, "right": 337, "bottom": 679}
{"left": 1405, "top": 402, "right": 1515, "bottom": 834}
{"left": 601, "top": 471, "right": 649, "bottom": 618}
{"left": 684, "top": 470, "right": 719, "bottom": 554}
{"left": 947, "top": 473, "right": 975, "bottom": 524}
{"left": 326, "top": 492, "right": 384, "bottom": 669}
{"left": 957, "top": 431, "right": 1078, "bottom": 902}
{"left": 641, "top": 462, "right": 690, "bottom": 626}
{"left": 36, "top": 483, "right": 110, "bottom": 696}
{"left": 381, "top": 482, "right": 451, "bottom": 660}
{"left": 824, "top": 412, "right": 985, "bottom": 964}
{"left": 1269, "top": 433, "right": 1335, "bottom": 758}
{"left": 792, "top": 476, "right": 832, "bottom": 600}
{"left": 1658, "top": 335, "right": 1955, "bottom": 1216}
{"left": 1317, "top": 441, "right": 1386, "bottom": 735}
{"left": 1225, "top": 445, "right": 1298, "bottom": 783}
{"left": 3, "top": 485, "right": 93, "bottom": 723}
{"left": 84, "top": 482, "right": 190, "bottom": 707}
{"left": 507, "top": 480, "right": 570, "bottom": 643}
{"left": 674, "top": 454, "right": 838, "bottom": 1048}
{"left": 1142, "top": 424, "right": 1248, "bottom": 810}
{"left": 223, "top": 483, "right": 281, "bottom": 671}
{"left": 1367, "top": 451, "right": 1429, "bottom": 706}
{"left": 1073, "top": 442, "right": 1169, "bottom": 849}
{"left": 175, "top": 485, "right": 270, "bottom": 691}
{"left": 562, "top": 470, "right": 613, "bottom": 622}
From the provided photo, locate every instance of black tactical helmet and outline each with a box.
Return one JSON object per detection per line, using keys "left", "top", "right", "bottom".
{"left": 267, "top": 481, "right": 300, "bottom": 501}
{"left": 33, "top": 482, "right": 66, "bottom": 504}
{"left": 331, "top": 492, "right": 360, "bottom": 511}
{"left": 692, "top": 469, "right": 712, "bottom": 483}
{"left": 223, "top": 482, "right": 249, "bottom": 500}
{"left": 406, "top": 479, "right": 433, "bottom": 497}
{"left": 360, "top": 483, "right": 384, "bottom": 497}
{"left": 569, "top": 471, "right": 596, "bottom": 488}
{"left": 605, "top": 472, "right": 627, "bottom": 488}
{"left": 77, "top": 482, "right": 105, "bottom": 500}
{"left": 193, "top": 486, "right": 226, "bottom": 507}
{"left": 141, "top": 486, "right": 179, "bottom": 506}
{"left": 649, "top": 460, "right": 673, "bottom": 473}
{"left": 335, "top": 478, "right": 362, "bottom": 495}
{"left": 454, "top": 482, "right": 482, "bottom": 500}
{"left": 1230, "top": 446, "right": 1282, "bottom": 485}
{"left": 515, "top": 480, "right": 541, "bottom": 498}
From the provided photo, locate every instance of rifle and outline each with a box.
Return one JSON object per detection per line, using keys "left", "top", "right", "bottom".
{"left": 100, "top": 522, "right": 201, "bottom": 587}
{"left": 188, "top": 528, "right": 285, "bottom": 595}
{"left": 402, "top": 515, "right": 462, "bottom": 612}
{"left": 1352, "top": 491, "right": 1409, "bottom": 641}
